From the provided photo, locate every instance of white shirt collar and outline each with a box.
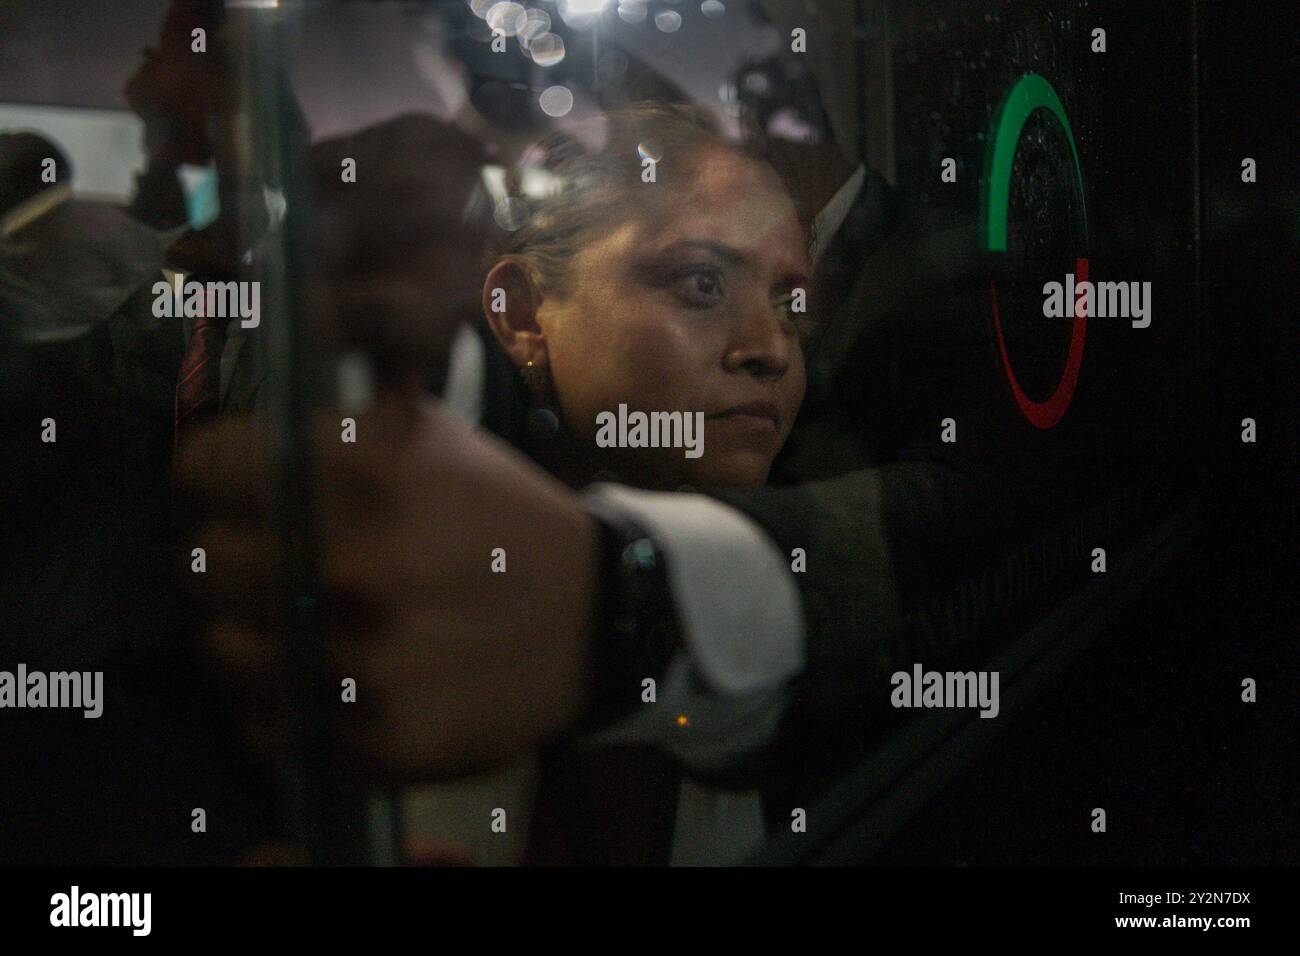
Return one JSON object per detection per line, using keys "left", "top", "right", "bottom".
{"left": 809, "top": 163, "right": 865, "bottom": 268}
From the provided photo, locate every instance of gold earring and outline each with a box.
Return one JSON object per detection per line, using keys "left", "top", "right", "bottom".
{"left": 520, "top": 359, "right": 546, "bottom": 390}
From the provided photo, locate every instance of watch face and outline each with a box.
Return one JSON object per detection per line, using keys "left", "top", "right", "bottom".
{"left": 609, "top": 525, "right": 662, "bottom": 636}
{"left": 621, "top": 536, "right": 660, "bottom": 574}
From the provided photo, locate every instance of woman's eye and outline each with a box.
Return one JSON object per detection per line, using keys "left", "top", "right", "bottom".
{"left": 773, "top": 292, "right": 799, "bottom": 325}
{"left": 775, "top": 292, "right": 816, "bottom": 341}
{"left": 672, "top": 269, "right": 725, "bottom": 307}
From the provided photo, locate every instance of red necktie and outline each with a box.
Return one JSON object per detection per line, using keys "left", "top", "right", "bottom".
{"left": 174, "top": 293, "right": 230, "bottom": 448}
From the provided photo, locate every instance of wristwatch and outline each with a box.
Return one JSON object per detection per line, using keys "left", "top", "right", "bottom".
{"left": 575, "top": 510, "right": 682, "bottom": 733}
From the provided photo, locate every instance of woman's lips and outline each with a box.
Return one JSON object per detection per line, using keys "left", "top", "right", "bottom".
{"left": 707, "top": 401, "right": 781, "bottom": 431}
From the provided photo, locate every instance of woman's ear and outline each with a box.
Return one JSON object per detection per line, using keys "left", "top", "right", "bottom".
{"left": 482, "top": 259, "right": 546, "bottom": 370}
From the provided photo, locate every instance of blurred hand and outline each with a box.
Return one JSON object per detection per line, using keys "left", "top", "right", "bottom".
{"left": 309, "top": 115, "right": 490, "bottom": 390}
{"left": 178, "top": 398, "right": 599, "bottom": 783}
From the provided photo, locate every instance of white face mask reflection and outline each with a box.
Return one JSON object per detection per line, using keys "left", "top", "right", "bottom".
{"left": 176, "top": 162, "right": 220, "bottom": 231}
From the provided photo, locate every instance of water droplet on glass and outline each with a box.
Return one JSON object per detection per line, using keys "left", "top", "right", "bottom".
{"left": 655, "top": 9, "right": 682, "bottom": 32}
{"left": 519, "top": 8, "right": 552, "bottom": 44}
{"left": 559, "top": 0, "right": 606, "bottom": 29}
{"left": 539, "top": 85, "right": 574, "bottom": 117}
{"left": 494, "top": 197, "right": 529, "bottom": 231}
{"left": 486, "top": 1, "right": 527, "bottom": 37}
{"left": 701, "top": 0, "right": 725, "bottom": 19}
{"left": 529, "top": 32, "right": 566, "bottom": 66}
{"left": 618, "top": 2, "right": 647, "bottom": 24}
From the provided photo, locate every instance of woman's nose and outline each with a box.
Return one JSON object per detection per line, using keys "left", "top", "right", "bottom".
{"left": 722, "top": 299, "right": 794, "bottom": 379}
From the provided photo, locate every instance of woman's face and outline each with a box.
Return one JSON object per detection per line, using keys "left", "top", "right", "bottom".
{"left": 536, "top": 146, "right": 810, "bottom": 489}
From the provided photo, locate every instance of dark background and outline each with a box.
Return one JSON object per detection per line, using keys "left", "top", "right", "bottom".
{"left": 859, "top": 0, "right": 1297, "bottom": 864}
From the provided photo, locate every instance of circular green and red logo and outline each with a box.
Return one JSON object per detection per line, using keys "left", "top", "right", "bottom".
{"left": 980, "top": 73, "right": 1089, "bottom": 430}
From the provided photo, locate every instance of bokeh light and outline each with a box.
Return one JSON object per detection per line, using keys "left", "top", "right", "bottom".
{"left": 518, "top": 8, "right": 552, "bottom": 45}
{"left": 617, "top": 1, "right": 647, "bottom": 24}
{"left": 539, "top": 85, "right": 575, "bottom": 118}
{"left": 654, "top": 10, "right": 682, "bottom": 33}
{"left": 493, "top": 196, "right": 530, "bottom": 231}
{"left": 559, "top": 0, "right": 609, "bottom": 29}
{"left": 485, "top": 2, "right": 528, "bottom": 37}
{"left": 637, "top": 139, "right": 663, "bottom": 162}
{"left": 528, "top": 32, "right": 566, "bottom": 67}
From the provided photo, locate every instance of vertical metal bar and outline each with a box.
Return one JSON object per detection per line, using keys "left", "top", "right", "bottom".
{"left": 236, "top": 2, "right": 405, "bottom": 866}
{"left": 228, "top": 2, "right": 369, "bottom": 866}
{"left": 233, "top": 2, "right": 329, "bottom": 865}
